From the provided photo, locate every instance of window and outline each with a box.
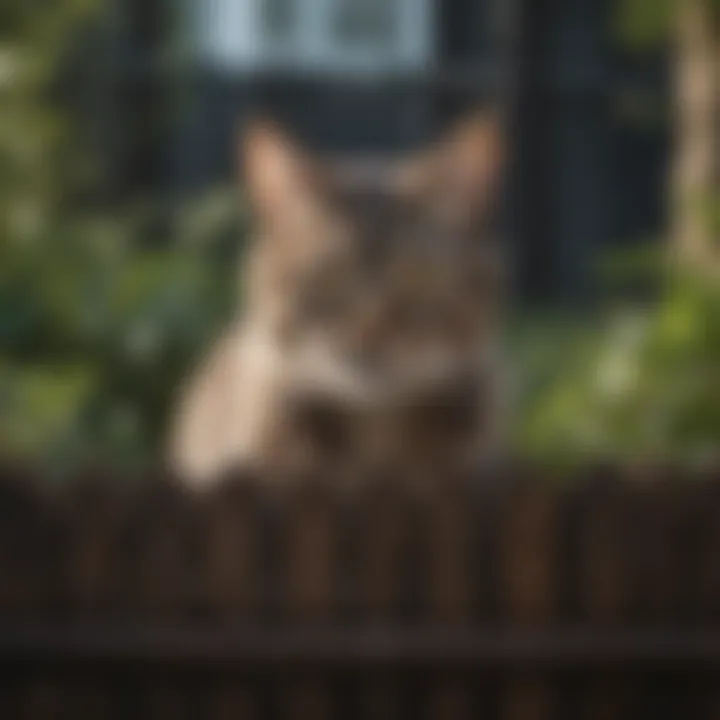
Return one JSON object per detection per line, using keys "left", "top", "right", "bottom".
{"left": 262, "top": 0, "right": 296, "bottom": 42}
{"left": 197, "top": 0, "right": 433, "bottom": 74}
{"left": 332, "top": 0, "right": 399, "bottom": 49}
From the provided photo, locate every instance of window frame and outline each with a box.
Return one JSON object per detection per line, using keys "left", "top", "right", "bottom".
{"left": 197, "top": 0, "right": 434, "bottom": 75}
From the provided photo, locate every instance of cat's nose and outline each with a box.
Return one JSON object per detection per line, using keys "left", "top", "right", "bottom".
{"left": 349, "top": 344, "right": 382, "bottom": 374}
{"left": 351, "top": 304, "right": 384, "bottom": 347}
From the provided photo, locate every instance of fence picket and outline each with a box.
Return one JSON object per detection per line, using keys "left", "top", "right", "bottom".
{"left": 22, "top": 677, "right": 59, "bottom": 720}
{"left": 62, "top": 476, "right": 128, "bottom": 616}
{"left": 0, "top": 474, "right": 63, "bottom": 717}
{"left": 203, "top": 475, "right": 260, "bottom": 720}
{"left": 281, "top": 478, "right": 337, "bottom": 720}
{"left": 426, "top": 476, "right": 475, "bottom": 720}
{"left": 577, "top": 475, "right": 630, "bottom": 720}
{"left": 128, "top": 478, "right": 194, "bottom": 719}
{"left": 0, "top": 471, "right": 48, "bottom": 614}
{"left": 202, "top": 476, "right": 260, "bottom": 619}
{"left": 210, "top": 685, "right": 256, "bottom": 720}
{"left": 500, "top": 480, "right": 557, "bottom": 720}
{"left": 703, "top": 479, "right": 720, "bottom": 720}
{"left": 57, "top": 473, "right": 129, "bottom": 719}
{"left": 355, "top": 479, "right": 417, "bottom": 720}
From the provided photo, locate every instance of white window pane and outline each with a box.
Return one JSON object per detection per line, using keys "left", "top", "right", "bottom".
{"left": 262, "top": 0, "right": 296, "bottom": 41}
{"left": 192, "top": 0, "right": 433, "bottom": 72}
{"left": 331, "top": 0, "right": 399, "bottom": 48}
{"left": 198, "top": 0, "right": 259, "bottom": 67}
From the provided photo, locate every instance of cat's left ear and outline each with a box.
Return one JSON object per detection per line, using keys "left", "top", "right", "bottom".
{"left": 399, "top": 111, "right": 505, "bottom": 225}
{"left": 241, "top": 116, "right": 320, "bottom": 222}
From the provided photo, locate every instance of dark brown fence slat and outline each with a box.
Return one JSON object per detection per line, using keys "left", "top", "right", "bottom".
{"left": 282, "top": 479, "right": 338, "bottom": 720}
{"left": 355, "top": 481, "right": 416, "bottom": 623}
{"left": 426, "top": 479, "right": 474, "bottom": 624}
{"left": 636, "top": 480, "right": 682, "bottom": 625}
{"left": 426, "top": 478, "right": 475, "bottom": 720}
{"left": 577, "top": 476, "right": 631, "bottom": 720}
{"left": 203, "top": 477, "right": 260, "bottom": 720}
{"left": 209, "top": 683, "right": 255, "bottom": 720}
{"left": 500, "top": 481, "right": 558, "bottom": 720}
{"left": 128, "top": 482, "right": 191, "bottom": 617}
{"left": 662, "top": 472, "right": 719, "bottom": 720}
{"left": 663, "top": 480, "right": 711, "bottom": 720}
{"left": 144, "top": 681, "right": 193, "bottom": 720}
{"left": 355, "top": 480, "right": 418, "bottom": 720}
{"left": 0, "top": 475, "right": 53, "bottom": 615}
{"left": 704, "top": 481, "right": 720, "bottom": 623}
{"left": 127, "top": 480, "right": 195, "bottom": 719}
{"left": 22, "top": 676, "right": 59, "bottom": 720}
{"left": 202, "top": 478, "right": 260, "bottom": 619}
{"left": 705, "top": 482, "right": 720, "bottom": 720}
{"left": 0, "top": 475, "right": 57, "bottom": 718}
{"left": 579, "top": 482, "right": 631, "bottom": 624}
{"left": 428, "top": 674, "right": 475, "bottom": 720}
{"left": 0, "top": 680, "right": 23, "bottom": 720}
{"left": 60, "top": 476, "right": 133, "bottom": 720}
{"left": 284, "top": 480, "right": 337, "bottom": 624}
{"left": 628, "top": 479, "right": 676, "bottom": 719}
{"left": 65, "top": 681, "right": 113, "bottom": 720}
{"left": 62, "top": 478, "right": 128, "bottom": 617}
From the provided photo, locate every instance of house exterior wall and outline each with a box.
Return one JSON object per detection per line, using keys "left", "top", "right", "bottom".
{"left": 104, "top": 0, "right": 669, "bottom": 302}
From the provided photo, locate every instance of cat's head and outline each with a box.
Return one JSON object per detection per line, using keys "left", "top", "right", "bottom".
{"left": 240, "top": 113, "right": 506, "bottom": 401}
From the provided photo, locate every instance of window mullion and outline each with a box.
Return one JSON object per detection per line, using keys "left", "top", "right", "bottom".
{"left": 400, "top": 0, "right": 434, "bottom": 70}
{"left": 300, "top": 0, "right": 330, "bottom": 70}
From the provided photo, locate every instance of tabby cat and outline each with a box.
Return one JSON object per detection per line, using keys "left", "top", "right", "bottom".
{"left": 168, "top": 113, "right": 508, "bottom": 485}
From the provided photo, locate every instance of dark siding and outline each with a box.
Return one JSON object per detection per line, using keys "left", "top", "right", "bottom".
{"left": 439, "top": 0, "right": 492, "bottom": 62}
{"left": 512, "top": 0, "right": 614, "bottom": 302}
{"left": 610, "top": 52, "right": 671, "bottom": 250}
{"left": 109, "top": 0, "right": 670, "bottom": 302}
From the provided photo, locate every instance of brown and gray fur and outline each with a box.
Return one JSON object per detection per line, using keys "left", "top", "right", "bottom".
{"left": 168, "top": 113, "right": 509, "bottom": 486}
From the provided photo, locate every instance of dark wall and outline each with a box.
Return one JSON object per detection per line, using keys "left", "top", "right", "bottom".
{"left": 111, "top": 0, "right": 669, "bottom": 303}
{"left": 510, "top": 0, "right": 668, "bottom": 302}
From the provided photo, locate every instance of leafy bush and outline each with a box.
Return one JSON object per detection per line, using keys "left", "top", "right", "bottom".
{"left": 0, "top": 0, "right": 247, "bottom": 474}
{"left": 0, "top": 191, "right": 245, "bottom": 474}
{"left": 519, "top": 265, "right": 720, "bottom": 467}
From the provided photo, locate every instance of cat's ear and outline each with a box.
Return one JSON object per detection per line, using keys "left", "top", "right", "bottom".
{"left": 440, "top": 111, "right": 504, "bottom": 209}
{"left": 399, "top": 111, "right": 505, "bottom": 225}
{"left": 241, "top": 117, "right": 318, "bottom": 219}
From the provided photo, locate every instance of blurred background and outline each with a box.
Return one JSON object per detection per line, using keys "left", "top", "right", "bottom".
{"left": 0, "top": 0, "right": 717, "bottom": 475}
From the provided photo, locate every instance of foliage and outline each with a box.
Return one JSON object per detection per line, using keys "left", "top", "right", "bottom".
{"left": 616, "top": 0, "right": 720, "bottom": 48}
{"left": 519, "top": 263, "right": 720, "bottom": 467}
{"left": 0, "top": 193, "right": 244, "bottom": 474}
{"left": 0, "top": 0, "right": 246, "bottom": 474}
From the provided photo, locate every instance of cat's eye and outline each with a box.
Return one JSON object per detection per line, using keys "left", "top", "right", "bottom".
{"left": 386, "top": 302, "right": 414, "bottom": 329}
{"left": 468, "top": 263, "right": 497, "bottom": 298}
{"left": 387, "top": 302, "right": 436, "bottom": 335}
{"left": 306, "top": 294, "right": 337, "bottom": 320}
{"left": 305, "top": 287, "right": 350, "bottom": 324}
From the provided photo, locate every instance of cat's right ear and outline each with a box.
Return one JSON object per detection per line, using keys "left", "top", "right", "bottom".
{"left": 396, "top": 111, "right": 505, "bottom": 228}
{"left": 241, "top": 118, "right": 316, "bottom": 220}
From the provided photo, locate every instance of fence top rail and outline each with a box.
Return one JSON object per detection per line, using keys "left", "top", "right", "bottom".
{"left": 2, "top": 624, "right": 720, "bottom": 671}
{"left": 0, "top": 461, "right": 717, "bottom": 499}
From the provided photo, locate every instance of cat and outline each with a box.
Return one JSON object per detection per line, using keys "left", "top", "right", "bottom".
{"left": 167, "top": 112, "right": 509, "bottom": 486}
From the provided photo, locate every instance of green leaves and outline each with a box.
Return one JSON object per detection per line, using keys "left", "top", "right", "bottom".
{"left": 0, "top": 196, "right": 241, "bottom": 474}
{"left": 615, "top": 0, "right": 678, "bottom": 48}
{"left": 616, "top": 0, "right": 720, "bottom": 49}
{"left": 519, "top": 264, "right": 720, "bottom": 467}
{"left": 0, "top": 0, "right": 244, "bottom": 475}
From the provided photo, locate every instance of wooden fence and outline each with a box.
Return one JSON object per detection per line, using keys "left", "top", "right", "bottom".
{"left": 1, "top": 465, "right": 719, "bottom": 719}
